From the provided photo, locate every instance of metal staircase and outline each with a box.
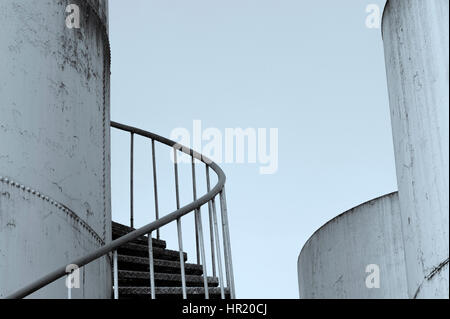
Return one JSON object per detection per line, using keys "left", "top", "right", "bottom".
{"left": 113, "top": 222, "right": 229, "bottom": 299}
{"left": 5, "top": 121, "right": 235, "bottom": 299}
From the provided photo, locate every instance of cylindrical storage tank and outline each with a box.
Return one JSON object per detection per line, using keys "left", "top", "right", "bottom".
{"left": 0, "top": 0, "right": 111, "bottom": 298}
{"left": 298, "top": 193, "right": 408, "bottom": 299}
{"left": 382, "top": 0, "right": 449, "bottom": 298}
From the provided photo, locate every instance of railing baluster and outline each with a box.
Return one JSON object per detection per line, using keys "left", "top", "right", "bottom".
{"left": 130, "top": 132, "right": 134, "bottom": 228}
{"left": 221, "top": 210, "right": 231, "bottom": 291}
{"left": 192, "top": 156, "right": 209, "bottom": 299}
{"left": 174, "top": 150, "right": 187, "bottom": 299}
{"left": 220, "top": 188, "right": 235, "bottom": 299}
{"left": 191, "top": 156, "right": 200, "bottom": 265}
{"left": 151, "top": 140, "right": 160, "bottom": 240}
{"left": 148, "top": 232, "right": 156, "bottom": 299}
{"left": 211, "top": 197, "right": 225, "bottom": 299}
{"left": 206, "top": 166, "right": 217, "bottom": 277}
{"left": 177, "top": 219, "right": 187, "bottom": 299}
{"left": 113, "top": 250, "right": 119, "bottom": 299}
{"left": 196, "top": 206, "right": 209, "bottom": 299}
{"left": 174, "top": 149, "right": 181, "bottom": 215}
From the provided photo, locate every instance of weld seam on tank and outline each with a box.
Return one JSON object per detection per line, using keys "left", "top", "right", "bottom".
{"left": 0, "top": 175, "right": 105, "bottom": 246}
{"left": 84, "top": 0, "right": 111, "bottom": 243}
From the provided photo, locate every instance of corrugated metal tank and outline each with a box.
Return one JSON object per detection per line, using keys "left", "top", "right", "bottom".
{"left": 0, "top": 0, "right": 111, "bottom": 298}
{"left": 382, "top": 0, "right": 449, "bottom": 298}
{"left": 298, "top": 193, "right": 408, "bottom": 298}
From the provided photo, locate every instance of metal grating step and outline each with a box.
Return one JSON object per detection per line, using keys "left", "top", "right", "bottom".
{"left": 118, "top": 270, "right": 219, "bottom": 287}
{"left": 119, "top": 286, "right": 230, "bottom": 299}
{"left": 112, "top": 222, "right": 166, "bottom": 249}
{"left": 117, "top": 254, "right": 203, "bottom": 276}
{"left": 118, "top": 242, "right": 187, "bottom": 261}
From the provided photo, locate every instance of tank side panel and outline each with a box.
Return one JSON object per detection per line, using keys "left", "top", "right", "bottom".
{"left": 298, "top": 193, "right": 408, "bottom": 299}
{"left": 382, "top": 0, "right": 449, "bottom": 298}
{"left": 0, "top": 0, "right": 111, "bottom": 297}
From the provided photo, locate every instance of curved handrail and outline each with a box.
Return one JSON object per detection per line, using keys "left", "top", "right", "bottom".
{"left": 6, "top": 121, "right": 230, "bottom": 299}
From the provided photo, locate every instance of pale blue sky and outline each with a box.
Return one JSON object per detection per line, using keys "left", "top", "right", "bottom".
{"left": 109, "top": 0, "right": 395, "bottom": 298}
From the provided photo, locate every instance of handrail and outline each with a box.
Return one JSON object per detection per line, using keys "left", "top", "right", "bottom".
{"left": 6, "top": 121, "right": 235, "bottom": 299}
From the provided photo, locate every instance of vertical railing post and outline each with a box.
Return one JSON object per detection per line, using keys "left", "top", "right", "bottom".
{"left": 130, "top": 132, "right": 134, "bottom": 228}
{"left": 195, "top": 206, "right": 210, "bottom": 299}
{"left": 192, "top": 156, "right": 209, "bottom": 299}
{"left": 206, "top": 166, "right": 217, "bottom": 277}
{"left": 221, "top": 202, "right": 231, "bottom": 292}
{"left": 211, "top": 197, "right": 226, "bottom": 299}
{"left": 113, "top": 250, "right": 119, "bottom": 299}
{"left": 191, "top": 156, "right": 200, "bottom": 265}
{"left": 151, "top": 140, "right": 160, "bottom": 240}
{"left": 148, "top": 232, "right": 156, "bottom": 299}
{"left": 177, "top": 219, "right": 187, "bottom": 299}
{"left": 220, "top": 188, "right": 235, "bottom": 299}
{"left": 174, "top": 149, "right": 187, "bottom": 299}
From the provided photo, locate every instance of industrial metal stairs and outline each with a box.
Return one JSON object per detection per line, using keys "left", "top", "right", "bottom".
{"left": 6, "top": 122, "right": 235, "bottom": 299}
{"left": 112, "top": 222, "right": 229, "bottom": 299}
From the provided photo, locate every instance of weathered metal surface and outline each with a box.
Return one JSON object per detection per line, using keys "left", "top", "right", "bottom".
{"left": 0, "top": 0, "right": 111, "bottom": 298}
{"left": 298, "top": 193, "right": 408, "bottom": 299}
{"left": 382, "top": 0, "right": 449, "bottom": 298}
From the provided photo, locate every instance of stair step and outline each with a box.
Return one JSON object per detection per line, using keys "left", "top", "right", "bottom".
{"left": 119, "top": 287, "right": 229, "bottom": 299}
{"left": 112, "top": 221, "right": 226, "bottom": 299}
{"left": 118, "top": 270, "right": 219, "bottom": 287}
{"left": 118, "top": 255, "right": 203, "bottom": 275}
{"left": 112, "top": 223, "right": 166, "bottom": 249}
{"left": 118, "top": 242, "right": 187, "bottom": 261}
{"left": 112, "top": 221, "right": 138, "bottom": 232}
{"left": 112, "top": 231, "right": 166, "bottom": 249}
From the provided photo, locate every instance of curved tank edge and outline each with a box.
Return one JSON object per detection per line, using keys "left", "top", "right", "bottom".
{"left": 297, "top": 191, "right": 406, "bottom": 299}
{"left": 381, "top": 0, "right": 391, "bottom": 39}
{"left": 298, "top": 191, "right": 399, "bottom": 265}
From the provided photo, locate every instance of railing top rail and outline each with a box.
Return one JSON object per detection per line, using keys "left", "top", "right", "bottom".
{"left": 110, "top": 121, "right": 224, "bottom": 179}
{"left": 6, "top": 121, "right": 226, "bottom": 299}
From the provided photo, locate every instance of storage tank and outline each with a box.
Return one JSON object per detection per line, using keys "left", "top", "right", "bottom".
{"left": 382, "top": 0, "right": 449, "bottom": 298}
{"left": 0, "top": 0, "right": 111, "bottom": 298}
{"left": 298, "top": 193, "right": 408, "bottom": 298}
